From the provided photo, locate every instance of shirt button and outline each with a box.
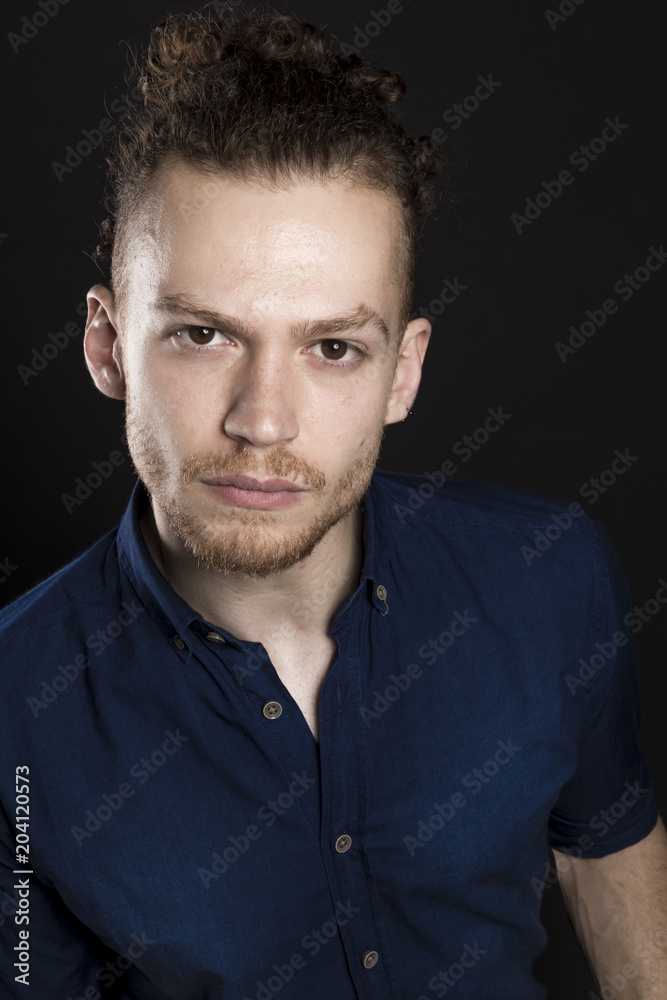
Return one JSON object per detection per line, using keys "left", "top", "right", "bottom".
{"left": 334, "top": 834, "right": 352, "bottom": 853}
{"left": 173, "top": 635, "right": 185, "bottom": 650}
{"left": 362, "top": 950, "right": 378, "bottom": 969}
{"left": 205, "top": 631, "right": 226, "bottom": 643}
{"left": 376, "top": 585, "right": 387, "bottom": 601}
{"left": 262, "top": 701, "right": 283, "bottom": 720}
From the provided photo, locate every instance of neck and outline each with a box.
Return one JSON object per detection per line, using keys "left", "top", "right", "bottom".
{"left": 140, "top": 501, "right": 365, "bottom": 644}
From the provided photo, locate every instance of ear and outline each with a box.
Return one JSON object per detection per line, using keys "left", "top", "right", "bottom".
{"left": 83, "top": 284, "right": 126, "bottom": 400}
{"left": 384, "top": 316, "right": 432, "bottom": 425}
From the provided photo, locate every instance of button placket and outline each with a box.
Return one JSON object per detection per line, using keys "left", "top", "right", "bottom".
{"left": 318, "top": 613, "right": 391, "bottom": 998}
{"left": 190, "top": 630, "right": 323, "bottom": 839}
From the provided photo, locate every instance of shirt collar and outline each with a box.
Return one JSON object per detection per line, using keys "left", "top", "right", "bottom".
{"left": 115, "top": 474, "right": 390, "bottom": 657}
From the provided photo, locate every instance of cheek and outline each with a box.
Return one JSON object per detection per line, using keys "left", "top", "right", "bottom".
{"left": 302, "top": 357, "right": 394, "bottom": 427}
{"left": 302, "top": 388, "right": 386, "bottom": 462}
{"left": 303, "top": 387, "right": 360, "bottom": 430}
{"left": 130, "top": 366, "right": 216, "bottom": 448}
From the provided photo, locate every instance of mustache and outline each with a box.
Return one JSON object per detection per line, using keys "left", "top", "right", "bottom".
{"left": 178, "top": 444, "right": 326, "bottom": 492}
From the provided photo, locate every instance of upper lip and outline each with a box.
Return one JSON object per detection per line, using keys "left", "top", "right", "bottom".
{"left": 201, "top": 475, "right": 305, "bottom": 493}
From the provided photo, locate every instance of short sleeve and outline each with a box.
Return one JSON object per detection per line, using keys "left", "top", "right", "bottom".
{"left": 547, "top": 519, "right": 659, "bottom": 858}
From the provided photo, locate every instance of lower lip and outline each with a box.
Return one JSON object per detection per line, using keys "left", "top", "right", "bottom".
{"left": 202, "top": 482, "right": 306, "bottom": 510}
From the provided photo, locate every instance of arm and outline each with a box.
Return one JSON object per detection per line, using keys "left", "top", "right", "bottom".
{"left": 555, "top": 815, "right": 667, "bottom": 998}
{"left": 0, "top": 847, "right": 118, "bottom": 998}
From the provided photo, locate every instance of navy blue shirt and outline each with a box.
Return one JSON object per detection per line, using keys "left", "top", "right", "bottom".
{"left": 0, "top": 470, "right": 658, "bottom": 1000}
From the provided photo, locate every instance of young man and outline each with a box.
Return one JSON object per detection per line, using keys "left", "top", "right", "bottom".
{"left": 1, "top": 8, "right": 666, "bottom": 999}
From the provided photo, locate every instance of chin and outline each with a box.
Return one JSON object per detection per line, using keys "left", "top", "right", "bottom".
{"left": 162, "top": 487, "right": 352, "bottom": 577}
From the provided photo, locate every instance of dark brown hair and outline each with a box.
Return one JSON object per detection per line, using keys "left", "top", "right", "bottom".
{"left": 93, "top": 3, "right": 445, "bottom": 331}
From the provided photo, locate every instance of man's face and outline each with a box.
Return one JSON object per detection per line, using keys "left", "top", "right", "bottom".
{"left": 104, "top": 160, "right": 425, "bottom": 577}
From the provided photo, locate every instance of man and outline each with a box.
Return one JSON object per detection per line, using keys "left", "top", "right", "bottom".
{"left": 1, "top": 6, "right": 666, "bottom": 999}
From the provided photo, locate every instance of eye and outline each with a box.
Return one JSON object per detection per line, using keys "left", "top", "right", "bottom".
{"left": 309, "top": 339, "right": 360, "bottom": 364}
{"left": 175, "top": 326, "right": 228, "bottom": 347}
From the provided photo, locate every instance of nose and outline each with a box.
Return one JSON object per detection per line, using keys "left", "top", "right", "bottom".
{"left": 222, "top": 345, "right": 300, "bottom": 449}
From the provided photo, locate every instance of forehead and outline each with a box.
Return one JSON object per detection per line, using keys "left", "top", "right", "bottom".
{"left": 124, "top": 159, "right": 405, "bottom": 320}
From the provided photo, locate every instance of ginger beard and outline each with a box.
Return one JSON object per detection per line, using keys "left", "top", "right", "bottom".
{"left": 124, "top": 393, "right": 386, "bottom": 578}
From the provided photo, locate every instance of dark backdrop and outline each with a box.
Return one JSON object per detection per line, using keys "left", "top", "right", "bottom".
{"left": 1, "top": 1, "right": 665, "bottom": 996}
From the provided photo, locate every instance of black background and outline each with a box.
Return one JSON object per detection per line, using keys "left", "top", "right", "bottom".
{"left": 1, "top": 0, "right": 665, "bottom": 995}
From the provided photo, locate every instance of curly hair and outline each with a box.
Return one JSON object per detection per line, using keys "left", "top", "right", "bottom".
{"left": 93, "top": 3, "right": 446, "bottom": 331}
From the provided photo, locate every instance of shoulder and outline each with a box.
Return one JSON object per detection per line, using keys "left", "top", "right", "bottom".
{"left": 370, "top": 467, "right": 598, "bottom": 534}
{"left": 368, "top": 470, "right": 623, "bottom": 666}
{"left": 368, "top": 468, "right": 613, "bottom": 595}
{"left": 0, "top": 525, "right": 121, "bottom": 655}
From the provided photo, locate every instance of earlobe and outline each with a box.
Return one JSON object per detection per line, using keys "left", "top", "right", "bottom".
{"left": 83, "top": 284, "right": 126, "bottom": 400}
{"left": 384, "top": 317, "right": 432, "bottom": 426}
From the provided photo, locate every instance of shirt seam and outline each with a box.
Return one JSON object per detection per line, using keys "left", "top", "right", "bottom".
{"left": 582, "top": 525, "right": 622, "bottom": 702}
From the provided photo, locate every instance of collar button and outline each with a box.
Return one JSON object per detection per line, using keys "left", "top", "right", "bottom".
{"left": 205, "top": 631, "right": 226, "bottom": 643}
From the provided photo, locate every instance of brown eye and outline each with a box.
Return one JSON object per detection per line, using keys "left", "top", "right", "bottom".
{"left": 187, "top": 327, "right": 217, "bottom": 345}
{"left": 320, "top": 340, "right": 349, "bottom": 360}
{"left": 310, "top": 339, "right": 362, "bottom": 367}
{"left": 177, "top": 326, "right": 223, "bottom": 346}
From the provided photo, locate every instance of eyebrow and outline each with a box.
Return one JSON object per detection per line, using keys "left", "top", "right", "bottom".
{"left": 153, "top": 292, "right": 391, "bottom": 344}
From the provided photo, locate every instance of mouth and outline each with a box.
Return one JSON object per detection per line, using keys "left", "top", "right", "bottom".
{"left": 201, "top": 475, "right": 305, "bottom": 492}
{"left": 199, "top": 475, "right": 308, "bottom": 510}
